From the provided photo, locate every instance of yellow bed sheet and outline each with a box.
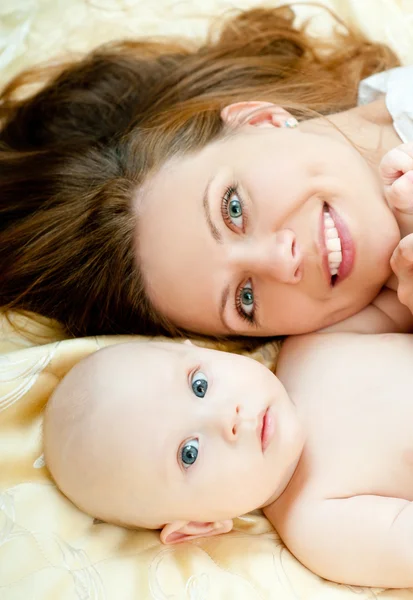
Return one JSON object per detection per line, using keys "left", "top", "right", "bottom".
{"left": 2, "top": 1, "right": 413, "bottom": 598}
{"left": 0, "top": 312, "right": 411, "bottom": 600}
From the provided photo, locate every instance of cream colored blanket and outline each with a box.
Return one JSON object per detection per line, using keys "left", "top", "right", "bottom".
{"left": 0, "top": 311, "right": 408, "bottom": 600}
{"left": 2, "top": 1, "right": 413, "bottom": 598}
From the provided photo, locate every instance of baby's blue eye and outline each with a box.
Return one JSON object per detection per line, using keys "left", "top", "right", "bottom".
{"left": 180, "top": 439, "right": 199, "bottom": 468}
{"left": 191, "top": 371, "right": 208, "bottom": 398}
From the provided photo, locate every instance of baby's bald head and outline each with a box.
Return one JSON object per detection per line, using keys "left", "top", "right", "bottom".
{"left": 43, "top": 341, "right": 192, "bottom": 528}
{"left": 43, "top": 339, "right": 295, "bottom": 542}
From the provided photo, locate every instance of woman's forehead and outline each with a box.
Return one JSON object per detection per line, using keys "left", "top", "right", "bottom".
{"left": 137, "top": 130, "right": 244, "bottom": 204}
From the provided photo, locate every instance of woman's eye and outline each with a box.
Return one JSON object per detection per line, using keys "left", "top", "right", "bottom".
{"left": 191, "top": 371, "right": 208, "bottom": 397}
{"left": 228, "top": 197, "right": 243, "bottom": 228}
{"left": 222, "top": 186, "right": 244, "bottom": 230}
{"left": 180, "top": 438, "right": 199, "bottom": 469}
{"left": 239, "top": 281, "right": 254, "bottom": 316}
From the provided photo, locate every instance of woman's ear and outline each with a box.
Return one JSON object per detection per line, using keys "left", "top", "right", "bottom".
{"left": 160, "top": 519, "right": 233, "bottom": 545}
{"left": 221, "top": 101, "right": 297, "bottom": 129}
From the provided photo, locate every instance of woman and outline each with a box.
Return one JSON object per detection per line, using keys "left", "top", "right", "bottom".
{"left": 0, "top": 6, "right": 405, "bottom": 338}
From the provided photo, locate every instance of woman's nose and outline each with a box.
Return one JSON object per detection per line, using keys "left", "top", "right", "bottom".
{"left": 234, "top": 229, "right": 302, "bottom": 283}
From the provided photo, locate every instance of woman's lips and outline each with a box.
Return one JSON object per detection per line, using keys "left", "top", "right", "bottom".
{"left": 319, "top": 204, "right": 355, "bottom": 286}
{"left": 319, "top": 209, "right": 332, "bottom": 285}
{"left": 328, "top": 205, "right": 355, "bottom": 282}
{"left": 258, "top": 407, "right": 275, "bottom": 453}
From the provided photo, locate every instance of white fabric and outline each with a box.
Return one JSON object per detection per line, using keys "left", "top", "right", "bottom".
{"left": 2, "top": 0, "right": 413, "bottom": 89}
{"left": 359, "top": 65, "right": 413, "bottom": 142}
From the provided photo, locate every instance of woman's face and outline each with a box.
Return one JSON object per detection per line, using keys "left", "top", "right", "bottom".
{"left": 136, "top": 104, "right": 400, "bottom": 336}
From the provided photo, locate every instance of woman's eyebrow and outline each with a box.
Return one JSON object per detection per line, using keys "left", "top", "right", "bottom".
{"left": 203, "top": 176, "right": 222, "bottom": 243}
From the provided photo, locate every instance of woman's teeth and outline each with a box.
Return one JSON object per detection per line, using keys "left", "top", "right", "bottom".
{"left": 324, "top": 209, "right": 342, "bottom": 276}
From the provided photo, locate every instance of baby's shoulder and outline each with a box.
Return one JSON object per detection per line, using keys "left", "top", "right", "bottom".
{"left": 277, "top": 332, "right": 357, "bottom": 385}
{"left": 264, "top": 478, "right": 323, "bottom": 559}
{"left": 277, "top": 332, "right": 412, "bottom": 393}
{"left": 279, "top": 331, "right": 411, "bottom": 366}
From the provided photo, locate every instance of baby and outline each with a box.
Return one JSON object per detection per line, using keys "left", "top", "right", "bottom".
{"left": 44, "top": 336, "right": 413, "bottom": 589}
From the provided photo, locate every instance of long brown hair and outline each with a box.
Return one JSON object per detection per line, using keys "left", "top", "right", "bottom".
{"left": 0, "top": 5, "right": 399, "bottom": 337}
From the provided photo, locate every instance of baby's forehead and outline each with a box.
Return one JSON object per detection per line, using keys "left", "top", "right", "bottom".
{"left": 88, "top": 343, "right": 196, "bottom": 456}
{"left": 91, "top": 340, "right": 193, "bottom": 399}
{"left": 95, "top": 340, "right": 189, "bottom": 368}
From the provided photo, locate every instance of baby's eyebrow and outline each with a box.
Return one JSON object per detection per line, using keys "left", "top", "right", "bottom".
{"left": 203, "top": 176, "right": 222, "bottom": 243}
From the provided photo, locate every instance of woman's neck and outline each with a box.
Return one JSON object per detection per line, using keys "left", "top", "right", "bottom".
{"left": 301, "top": 96, "right": 402, "bottom": 180}
{"left": 330, "top": 96, "right": 403, "bottom": 175}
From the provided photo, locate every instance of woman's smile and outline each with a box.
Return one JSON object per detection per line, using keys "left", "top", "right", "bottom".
{"left": 328, "top": 204, "right": 355, "bottom": 283}
{"left": 137, "top": 107, "right": 399, "bottom": 336}
{"left": 319, "top": 203, "right": 355, "bottom": 286}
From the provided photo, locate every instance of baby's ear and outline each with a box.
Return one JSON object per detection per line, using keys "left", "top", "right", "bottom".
{"left": 160, "top": 519, "right": 233, "bottom": 545}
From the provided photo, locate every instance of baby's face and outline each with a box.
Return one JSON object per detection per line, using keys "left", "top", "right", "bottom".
{"left": 46, "top": 341, "right": 303, "bottom": 535}
{"left": 87, "top": 341, "right": 303, "bottom": 529}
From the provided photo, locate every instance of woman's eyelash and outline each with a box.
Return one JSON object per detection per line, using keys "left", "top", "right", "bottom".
{"left": 220, "top": 183, "right": 246, "bottom": 228}
{"left": 221, "top": 184, "right": 257, "bottom": 326}
{"left": 220, "top": 183, "right": 257, "bottom": 326}
{"left": 234, "top": 284, "right": 259, "bottom": 326}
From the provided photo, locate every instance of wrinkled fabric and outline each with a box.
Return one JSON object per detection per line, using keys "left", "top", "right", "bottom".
{"left": 359, "top": 65, "right": 413, "bottom": 142}
{"left": 2, "top": 1, "right": 413, "bottom": 598}
{"left": 1, "top": 0, "right": 413, "bottom": 88}
{"left": 0, "top": 313, "right": 411, "bottom": 600}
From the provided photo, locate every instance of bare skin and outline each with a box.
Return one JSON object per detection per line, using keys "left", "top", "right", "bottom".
{"left": 380, "top": 142, "right": 413, "bottom": 316}
{"left": 136, "top": 97, "right": 413, "bottom": 337}
{"left": 267, "top": 332, "right": 413, "bottom": 587}
{"left": 45, "top": 336, "right": 413, "bottom": 588}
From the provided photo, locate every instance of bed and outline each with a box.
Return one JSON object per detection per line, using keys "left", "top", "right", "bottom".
{"left": 1, "top": 1, "right": 413, "bottom": 598}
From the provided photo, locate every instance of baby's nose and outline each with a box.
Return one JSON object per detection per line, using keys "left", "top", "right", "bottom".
{"left": 219, "top": 404, "right": 257, "bottom": 442}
